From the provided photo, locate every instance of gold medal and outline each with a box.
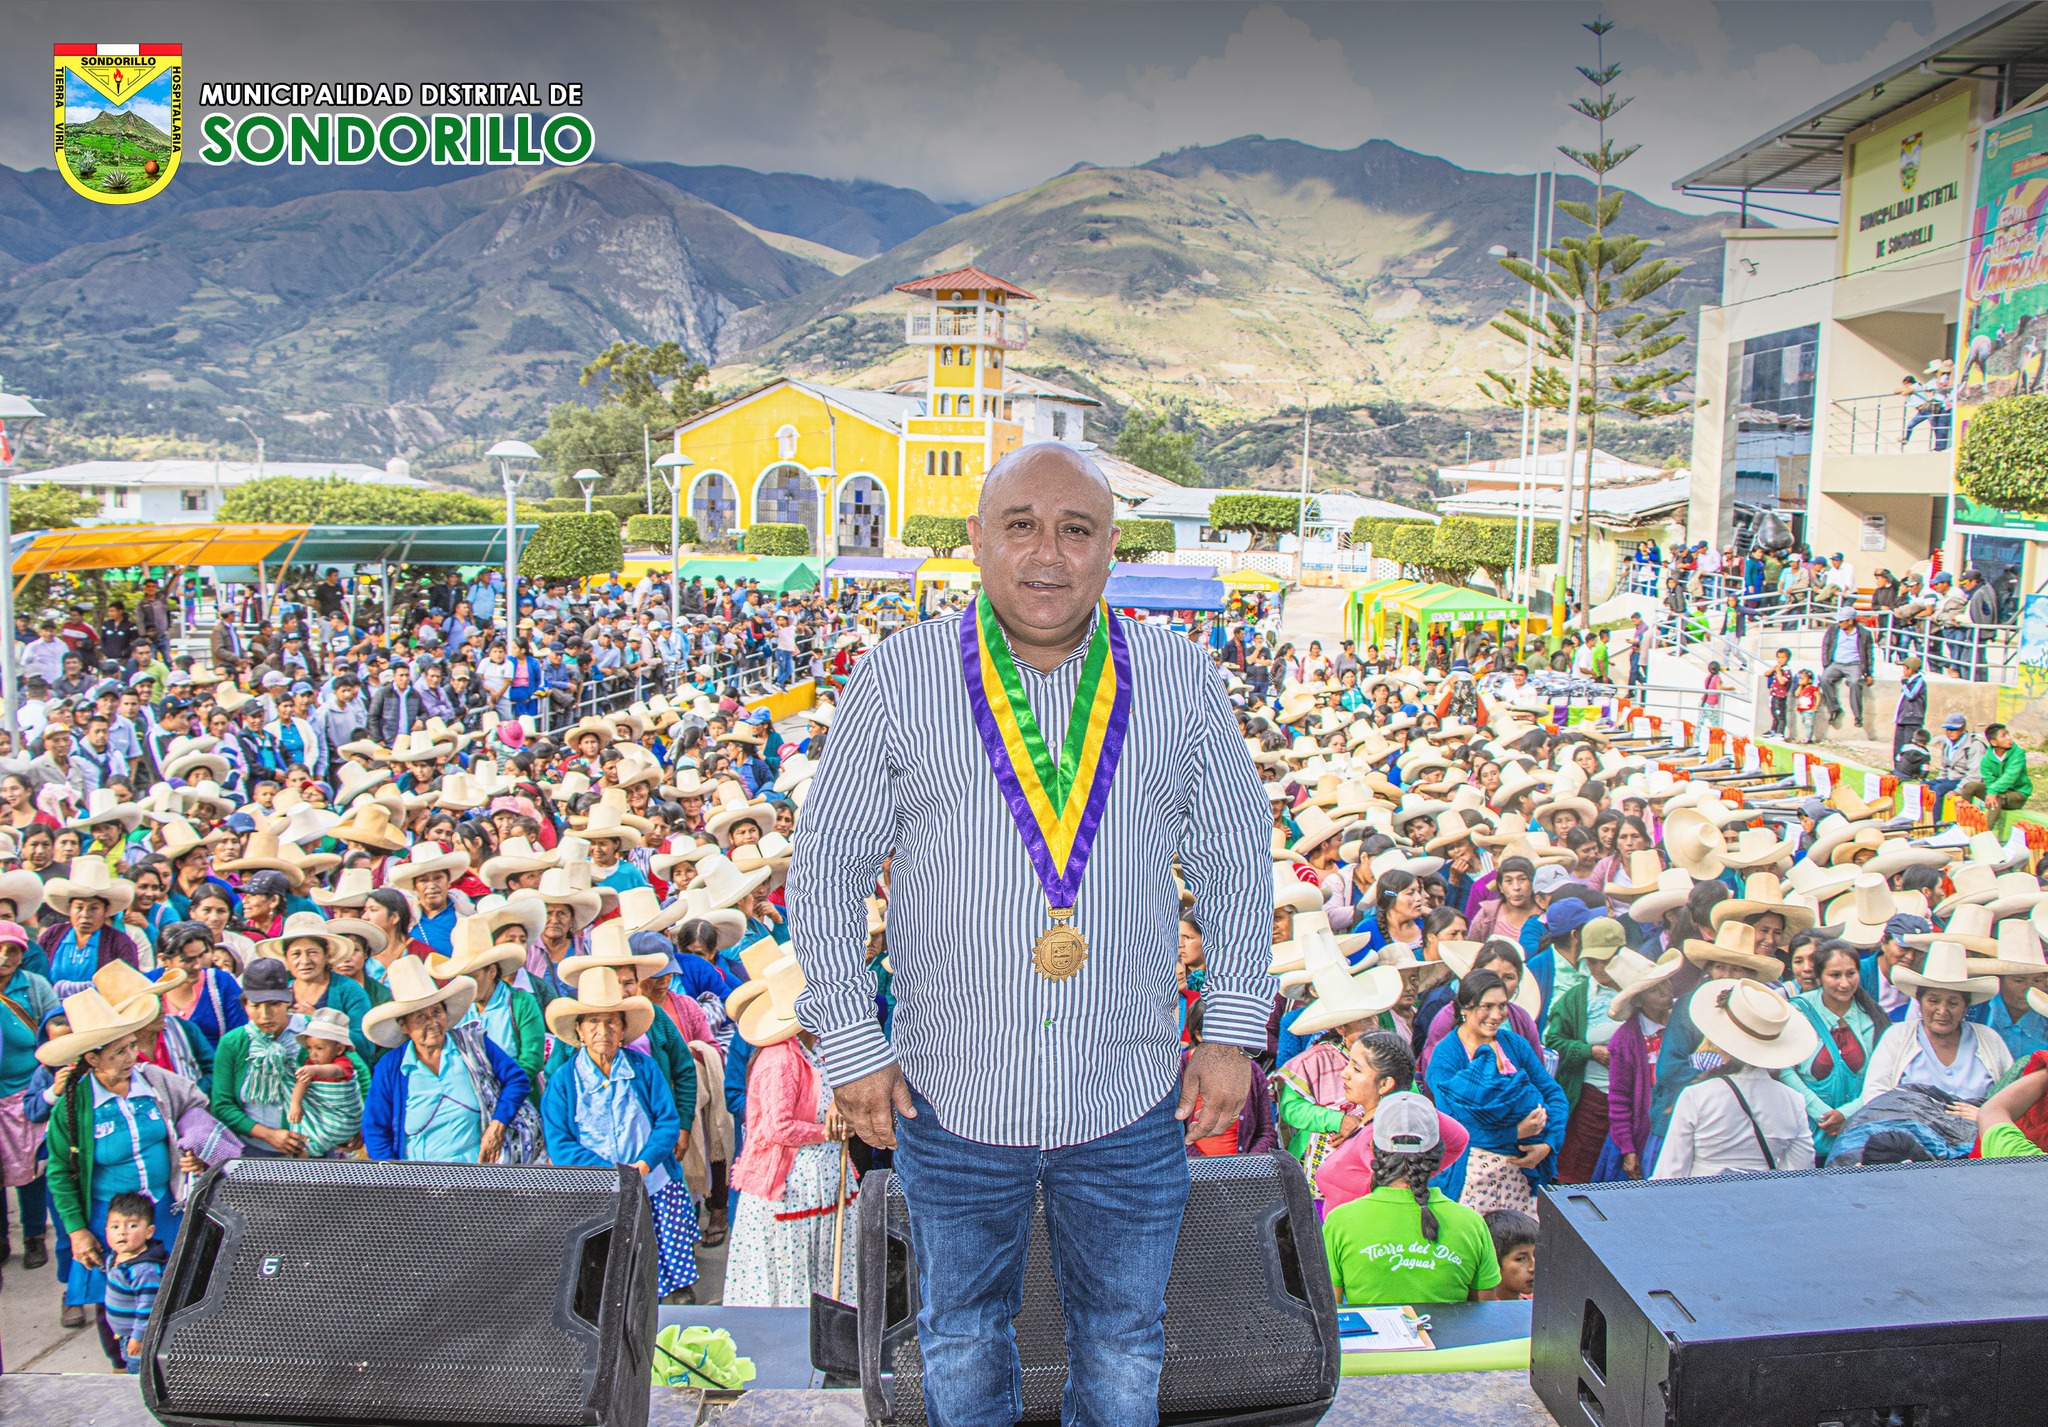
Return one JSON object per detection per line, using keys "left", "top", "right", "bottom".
{"left": 1033, "top": 907, "right": 1088, "bottom": 980}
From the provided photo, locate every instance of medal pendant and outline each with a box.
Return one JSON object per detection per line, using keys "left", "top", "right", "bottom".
{"left": 1033, "top": 907, "right": 1088, "bottom": 980}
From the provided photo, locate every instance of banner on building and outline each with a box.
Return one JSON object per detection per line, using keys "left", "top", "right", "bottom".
{"left": 1841, "top": 88, "right": 1969, "bottom": 279}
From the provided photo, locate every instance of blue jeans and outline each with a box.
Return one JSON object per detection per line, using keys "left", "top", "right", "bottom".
{"left": 774, "top": 649, "right": 795, "bottom": 685}
{"left": 892, "top": 1088, "right": 1190, "bottom": 1427}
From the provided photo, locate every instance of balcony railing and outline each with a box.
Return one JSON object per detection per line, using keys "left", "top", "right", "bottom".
{"left": 904, "top": 309, "right": 1029, "bottom": 349}
{"left": 1827, "top": 392, "right": 1954, "bottom": 456}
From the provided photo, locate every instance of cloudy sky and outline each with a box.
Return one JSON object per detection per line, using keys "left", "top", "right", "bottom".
{"left": 8, "top": 1, "right": 2010, "bottom": 217}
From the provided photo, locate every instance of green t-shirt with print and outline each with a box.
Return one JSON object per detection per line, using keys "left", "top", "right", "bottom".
{"left": 1322, "top": 1186, "right": 1502, "bottom": 1306}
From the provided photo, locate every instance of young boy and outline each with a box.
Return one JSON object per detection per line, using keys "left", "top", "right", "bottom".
{"left": 1484, "top": 1209, "right": 1538, "bottom": 1300}
{"left": 1793, "top": 670, "right": 1820, "bottom": 743}
{"left": 1895, "top": 727, "right": 1933, "bottom": 781}
{"left": 1766, "top": 649, "right": 1793, "bottom": 737}
{"left": 289, "top": 1007, "right": 367, "bottom": 1156}
{"left": 102, "top": 1191, "right": 168, "bottom": 1371}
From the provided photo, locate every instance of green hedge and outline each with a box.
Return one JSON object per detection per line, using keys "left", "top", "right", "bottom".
{"left": 519, "top": 512, "right": 623, "bottom": 579}
{"left": 1114, "top": 518, "right": 1176, "bottom": 556}
{"left": 903, "top": 514, "right": 969, "bottom": 557}
{"left": 217, "top": 476, "right": 500, "bottom": 525}
{"left": 1210, "top": 493, "right": 1300, "bottom": 534}
{"left": 1957, "top": 395, "right": 2048, "bottom": 514}
{"left": 1353, "top": 515, "right": 1432, "bottom": 547}
{"left": 743, "top": 522, "right": 811, "bottom": 556}
{"left": 625, "top": 512, "right": 699, "bottom": 547}
{"left": 535, "top": 496, "right": 587, "bottom": 513}
{"left": 592, "top": 493, "right": 648, "bottom": 520}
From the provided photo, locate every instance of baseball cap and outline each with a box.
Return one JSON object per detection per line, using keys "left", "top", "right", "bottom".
{"left": 1931, "top": 571, "right": 1953, "bottom": 586}
{"left": 1945, "top": 712, "right": 1968, "bottom": 730}
{"left": 1884, "top": 913, "right": 1934, "bottom": 944}
{"left": 291, "top": 681, "right": 314, "bottom": 695}
{"left": 1581, "top": 917, "right": 1626, "bottom": 958}
{"left": 241, "top": 957, "right": 294, "bottom": 1004}
{"left": 223, "top": 812, "right": 260, "bottom": 835}
{"left": 1532, "top": 863, "right": 1572, "bottom": 896}
{"left": 1371, "top": 1092, "right": 1441, "bottom": 1155}
{"left": 1542, "top": 898, "right": 1600, "bottom": 941}
{"left": 242, "top": 870, "right": 292, "bottom": 900}
{"left": 628, "top": 931, "right": 672, "bottom": 963}
{"left": 261, "top": 671, "right": 290, "bottom": 687}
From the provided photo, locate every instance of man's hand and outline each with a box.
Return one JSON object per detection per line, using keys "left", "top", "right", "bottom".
{"left": 1176, "top": 1043, "right": 1252, "bottom": 1144}
{"left": 835, "top": 1064, "right": 915, "bottom": 1149}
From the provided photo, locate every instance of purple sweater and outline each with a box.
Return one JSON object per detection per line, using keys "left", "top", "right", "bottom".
{"left": 1180, "top": 1049, "right": 1278, "bottom": 1157}
{"left": 1604, "top": 1016, "right": 1659, "bottom": 1157}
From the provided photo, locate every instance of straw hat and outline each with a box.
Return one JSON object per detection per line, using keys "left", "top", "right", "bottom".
{"left": 1681, "top": 921, "right": 1785, "bottom": 978}
{"left": 161, "top": 736, "right": 229, "bottom": 782}
{"left": 1825, "top": 826, "right": 1888, "bottom": 868}
{"left": 650, "top": 837, "right": 721, "bottom": 883}
{"left": 608, "top": 884, "right": 688, "bottom": 937}
{"left": 1806, "top": 814, "right": 1876, "bottom": 868}
{"left": 692, "top": 852, "right": 772, "bottom": 912}
{"left": 1719, "top": 826, "right": 1800, "bottom": 871}
{"left": 1861, "top": 839, "right": 1949, "bottom": 878}
{"left": 1934, "top": 861, "right": 2001, "bottom": 916}
{"left": 35, "top": 987, "right": 159, "bottom": 1066}
{"left": 0, "top": 869, "right": 46, "bottom": 921}
{"left": 95, "top": 958, "right": 187, "bottom": 1003}
{"left": 1982, "top": 871, "right": 2048, "bottom": 921}
{"left": 479, "top": 836, "right": 557, "bottom": 889}
{"left": 177, "top": 780, "right": 236, "bottom": 821}
{"left": 1889, "top": 941, "right": 1999, "bottom": 1005}
{"left": 706, "top": 801, "right": 777, "bottom": 848}
{"left": 1273, "top": 867, "right": 1324, "bottom": 916}
{"left": 1900, "top": 902, "right": 1994, "bottom": 954}
{"left": 1605, "top": 948, "right": 1686, "bottom": 1021}
{"left": 1287, "top": 963, "right": 1404, "bottom": 1037}
{"left": 385, "top": 730, "right": 454, "bottom": 764}
{"left": 1785, "top": 856, "right": 1858, "bottom": 906}
{"left": 1423, "top": 810, "right": 1482, "bottom": 853}
{"left": 362, "top": 956, "right": 478, "bottom": 1048}
{"left": 312, "top": 865, "right": 376, "bottom": 910}
{"left": 1432, "top": 940, "right": 1542, "bottom": 1020}
{"left": 216, "top": 828, "right": 307, "bottom": 887}
{"left": 729, "top": 953, "right": 807, "bottom": 1048}
{"left": 1962, "top": 829, "right": 2029, "bottom": 874}
{"left": 1602, "top": 850, "right": 1666, "bottom": 899}
{"left": 278, "top": 802, "right": 341, "bottom": 848}
{"left": 434, "top": 773, "right": 489, "bottom": 812}
{"left": 1828, "top": 783, "right": 1893, "bottom": 823}
{"left": 330, "top": 800, "right": 408, "bottom": 852}
{"left": 426, "top": 914, "right": 527, "bottom": 982}
{"left": 1689, "top": 978, "right": 1817, "bottom": 1071}
{"left": 1532, "top": 792, "right": 1597, "bottom": 834}
{"left": 1488, "top": 767, "right": 1553, "bottom": 812}
{"left": 253, "top": 910, "right": 359, "bottom": 961}
{"left": 559, "top": 919, "right": 672, "bottom": 984}
{"left": 44, "top": 859, "right": 136, "bottom": 915}
{"left": 1288, "top": 806, "right": 1357, "bottom": 859}
{"left": 67, "top": 787, "right": 143, "bottom": 833}
{"left": 384, "top": 840, "right": 470, "bottom": 887}
{"left": 1709, "top": 872, "right": 1817, "bottom": 935}
{"left": 664, "top": 887, "right": 748, "bottom": 950}
{"left": 1969, "top": 915, "right": 2047, "bottom": 976}
{"left": 322, "top": 915, "right": 389, "bottom": 956}
{"left": 1661, "top": 806, "right": 1735, "bottom": 879}
{"left": 545, "top": 964, "right": 657, "bottom": 1045}
{"left": 1624, "top": 869, "right": 1693, "bottom": 929}
{"left": 1824, "top": 874, "right": 1902, "bottom": 948}
{"left": 332, "top": 762, "right": 393, "bottom": 809}
{"left": 732, "top": 832, "right": 793, "bottom": 884}
{"left": 510, "top": 866, "right": 604, "bottom": 931}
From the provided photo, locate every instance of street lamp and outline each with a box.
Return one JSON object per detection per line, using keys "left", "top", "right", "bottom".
{"left": 487, "top": 439, "right": 540, "bottom": 631}
{"left": 0, "top": 385, "right": 47, "bottom": 739}
{"left": 653, "top": 451, "right": 694, "bottom": 636}
{"left": 228, "top": 415, "right": 265, "bottom": 485}
{"left": 572, "top": 468, "right": 603, "bottom": 513}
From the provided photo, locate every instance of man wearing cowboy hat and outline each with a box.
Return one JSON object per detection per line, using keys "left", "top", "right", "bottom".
{"left": 788, "top": 443, "right": 1271, "bottom": 1427}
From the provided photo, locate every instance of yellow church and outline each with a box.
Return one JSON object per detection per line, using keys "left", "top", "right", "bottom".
{"left": 662, "top": 266, "right": 1174, "bottom": 555}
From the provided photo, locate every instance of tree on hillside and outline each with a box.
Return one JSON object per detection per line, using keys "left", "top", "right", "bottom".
{"left": 1115, "top": 410, "right": 1203, "bottom": 486}
{"left": 1477, "top": 19, "right": 1690, "bottom": 626}
{"left": 536, "top": 340, "right": 717, "bottom": 499}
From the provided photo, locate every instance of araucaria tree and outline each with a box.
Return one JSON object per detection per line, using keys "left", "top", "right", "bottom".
{"left": 1479, "top": 18, "right": 1690, "bottom": 625}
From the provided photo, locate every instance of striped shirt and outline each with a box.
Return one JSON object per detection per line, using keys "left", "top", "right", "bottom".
{"left": 788, "top": 607, "right": 1273, "bottom": 1149}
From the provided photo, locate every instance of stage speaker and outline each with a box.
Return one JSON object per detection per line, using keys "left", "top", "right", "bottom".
{"left": 845, "top": 1153, "right": 1338, "bottom": 1426}
{"left": 141, "top": 1160, "right": 656, "bottom": 1427}
{"left": 1533, "top": 1157, "right": 2048, "bottom": 1427}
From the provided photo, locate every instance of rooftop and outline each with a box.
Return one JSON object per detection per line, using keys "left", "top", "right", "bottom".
{"left": 1437, "top": 448, "right": 1668, "bottom": 488}
{"left": 1125, "top": 485, "right": 1433, "bottom": 525}
{"left": 893, "top": 265, "right": 1037, "bottom": 300}
{"left": 16, "top": 458, "right": 428, "bottom": 488}
{"left": 1677, "top": 1, "right": 2048, "bottom": 198}
{"left": 1434, "top": 472, "right": 1692, "bottom": 529}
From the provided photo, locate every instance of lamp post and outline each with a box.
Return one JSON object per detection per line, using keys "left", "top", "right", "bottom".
{"left": 653, "top": 452, "right": 693, "bottom": 636}
{"left": 228, "top": 415, "right": 264, "bottom": 484}
{"left": 573, "top": 468, "right": 603, "bottom": 513}
{"left": 0, "top": 386, "right": 47, "bottom": 739}
{"left": 487, "top": 439, "right": 539, "bottom": 631}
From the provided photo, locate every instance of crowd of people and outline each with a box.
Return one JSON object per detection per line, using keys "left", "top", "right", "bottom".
{"left": 5, "top": 557, "right": 2047, "bottom": 1368}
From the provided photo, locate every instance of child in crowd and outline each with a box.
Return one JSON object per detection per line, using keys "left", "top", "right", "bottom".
{"left": 101, "top": 1192, "right": 167, "bottom": 1371}
{"left": 1793, "top": 670, "right": 1820, "bottom": 743}
{"left": 1895, "top": 727, "right": 1932, "bottom": 781}
{"left": 1484, "top": 1209, "right": 1538, "bottom": 1300}
{"left": 290, "top": 1007, "right": 367, "bottom": 1156}
{"left": 1766, "top": 649, "right": 1793, "bottom": 737}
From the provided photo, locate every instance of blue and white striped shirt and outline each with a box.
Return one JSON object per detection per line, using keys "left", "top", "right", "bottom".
{"left": 788, "top": 608, "right": 1273, "bottom": 1149}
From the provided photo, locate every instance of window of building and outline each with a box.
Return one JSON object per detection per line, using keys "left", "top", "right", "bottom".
{"left": 954, "top": 449, "right": 966, "bottom": 476}
{"left": 1735, "top": 324, "right": 1818, "bottom": 514}
{"left": 112, "top": 487, "right": 134, "bottom": 509}
{"left": 927, "top": 450, "right": 937, "bottom": 476}
{"left": 182, "top": 489, "right": 209, "bottom": 512}
{"left": 1002, "top": 401, "right": 1014, "bottom": 421}
{"left": 939, "top": 346, "right": 953, "bottom": 366}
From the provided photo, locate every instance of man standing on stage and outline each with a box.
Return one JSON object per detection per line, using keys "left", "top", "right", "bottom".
{"left": 789, "top": 442, "right": 1271, "bottom": 1427}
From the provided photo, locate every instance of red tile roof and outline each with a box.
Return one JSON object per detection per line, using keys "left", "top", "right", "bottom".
{"left": 892, "top": 266, "right": 1037, "bottom": 300}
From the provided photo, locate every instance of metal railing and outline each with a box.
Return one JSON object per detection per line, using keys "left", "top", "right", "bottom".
{"left": 1827, "top": 392, "right": 1954, "bottom": 455}
{"left": 903, "top": 309, "right": 1029, "bottom": 348}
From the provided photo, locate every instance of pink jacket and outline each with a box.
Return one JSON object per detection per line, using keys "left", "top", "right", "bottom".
{"left": 729, "top": 1039, "right": 828, "bottom": 1202}
{"left": 1314, "top": 1109, "right": 1469, "bottom": 1210}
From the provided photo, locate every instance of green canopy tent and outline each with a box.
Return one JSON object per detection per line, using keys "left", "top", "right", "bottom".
{"left": 1343, "top": 578, "right": 1423, "bottom": 650}
{"left": 1382, "top": 584, "right": 1529, "bottom": 663}
{"left": 213, "top": 523, "right": 536, "bottom": 631}
{"left": 669, "top": 556, "right": 821, "bottom": 594}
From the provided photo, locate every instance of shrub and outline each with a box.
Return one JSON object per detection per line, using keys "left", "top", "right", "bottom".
{"left": 1957, "top": 395, "right": 2048, "bottom": 514}
{"left": 100, "top": 169, "right": 130, "bottom": 192}
{"left": 535, "top": 496, "right": 587, "bottom": 513}
{"left": 625, "top": 512, "right": 699, "bottom": 547}
{"left": 903, "top": 514, "right": 969, "bottom": 558}
{"left": 1209, "top": 494, "right": 1301, "bottom": 546}
{"left": 1113, "top": 518, "right": 1176, "bottom": 558}
{"left": 743, "top": 522, "right": 811, "bottom": 556}
{"left": 592, "top": 493, "right": 648, "bottom": 520}
{"left": 518, "top": 512, "right": 622, "bottom": 579}
{"left": 1354, "top": 515, "right": 1433, "bottom": 548}
{"left": 217, "top": 476, "right": 500, "bottom": 525}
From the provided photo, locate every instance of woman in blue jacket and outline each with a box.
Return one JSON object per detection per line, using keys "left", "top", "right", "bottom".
{"left": 360, "top": 957, "right": 530, "bottom": 1164}
{"left": 541, "top": 966, "right": 696, "bottom": 1300}
{"left": 1426, "top": 969, "right": 1568, "bottom": 1214}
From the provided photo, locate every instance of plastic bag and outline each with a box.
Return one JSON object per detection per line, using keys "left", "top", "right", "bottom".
{"left": 652, "top": 1324, "right": 757, "bottom": 1390}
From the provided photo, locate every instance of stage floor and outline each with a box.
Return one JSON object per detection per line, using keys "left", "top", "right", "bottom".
{"left": 2, "top": 1369, "right": 1555, "bottom": 1425}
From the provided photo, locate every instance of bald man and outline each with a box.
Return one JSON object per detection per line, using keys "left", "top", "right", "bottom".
{"left": 789, "top": 443, "right": 1272, "bottom": 1426}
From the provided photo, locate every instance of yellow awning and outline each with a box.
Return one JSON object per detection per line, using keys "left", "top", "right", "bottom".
{"left": 1220, "top": 569, "right": 1283, "bottom": 591}
{"left": 916, "top": 558, "right": 981, "bottom": 581}
{"left": 12, "top": 524, "right": 308, "bottom": 577}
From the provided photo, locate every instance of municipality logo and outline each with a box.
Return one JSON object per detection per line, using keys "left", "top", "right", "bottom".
{"left": 54, "top": 43, "right": 182, "bottom": 205}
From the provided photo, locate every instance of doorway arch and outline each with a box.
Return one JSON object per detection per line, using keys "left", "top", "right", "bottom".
{"left": 754, "top": 463, "right": 823, "bottom": 552}
{"left": 688, "top": 471, "right": 738, "bottom": 542}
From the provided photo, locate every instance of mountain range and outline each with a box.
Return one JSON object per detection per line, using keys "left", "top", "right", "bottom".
{"left": 0, "top": 136, "right": 1727, "bottom": 484}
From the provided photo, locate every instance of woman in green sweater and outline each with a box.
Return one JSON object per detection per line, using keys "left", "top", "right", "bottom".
{"left": 1541, "top": 916, "right": 1629, "bottom": 1184}
{"left": 1273, "top": 961, "right": 1403, "bottom": 1177}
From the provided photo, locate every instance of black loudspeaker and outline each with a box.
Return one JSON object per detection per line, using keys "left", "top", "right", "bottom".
{"left": 1533, "top": 1158, "right": 2048, "bottom": 1427}
{"left": 850, "top": 1153, "right": 1338, "bottom": 1426}
{"left": 142, "top": 1159, "right": 657, "bottom": 1427}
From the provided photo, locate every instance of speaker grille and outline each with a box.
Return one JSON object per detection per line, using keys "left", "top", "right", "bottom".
{"left": 155, "top": 1162, "right": 622, "bottom": 1424}
{"left": 884, "top": 1155, "right": 1328, "bottom": 1423}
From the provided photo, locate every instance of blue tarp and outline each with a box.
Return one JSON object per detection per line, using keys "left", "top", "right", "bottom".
{"left": 1113, "top": 561, "right": 1215, "bottom": 579}
{"left": 1105, "top": 574, "right": 1227, "bottom": 611}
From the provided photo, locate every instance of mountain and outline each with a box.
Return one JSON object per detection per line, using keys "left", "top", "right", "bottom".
{"left": 626, "top": 164, "right": 957, "bottom": 258}
{"left": 714, "top": 136, "right": 1728, "bottom": 419}
{"left": 0, "top": 164, "right": 834, "bottom": 460}
{"left": 69, "top": 110, "right": 174, "bottom": 147}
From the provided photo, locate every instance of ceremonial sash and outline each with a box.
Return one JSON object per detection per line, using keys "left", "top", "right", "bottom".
{"left": 959, "top": 593, "right": 1132, "bottom": 912}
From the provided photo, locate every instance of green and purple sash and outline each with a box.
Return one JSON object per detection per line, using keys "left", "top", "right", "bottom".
{"left": 959, "top": 593, "right": 1132, "bottom": 909}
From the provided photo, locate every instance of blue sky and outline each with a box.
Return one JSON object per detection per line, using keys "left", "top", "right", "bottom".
{"left": 2, "top": 1, "right": 2012, "bottom": 216}
{"left": 62, "top": 66, "right": 173, "bottom": 134}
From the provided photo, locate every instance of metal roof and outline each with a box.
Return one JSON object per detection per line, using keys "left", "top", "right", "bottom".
{"left": 262, "top": 524, "right": 535, "bottom": 570}
{"left": 11, "top": 523, "right": 309, "bottom": 576}
{"left": 1677, "top": 1, "right": 2048, "bottom": 197}
{"left": 19, "top": 459, "right": 428, "bottom": 488}
{"left": 893, "top": 266, "right": 1037, "bottom": 300}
